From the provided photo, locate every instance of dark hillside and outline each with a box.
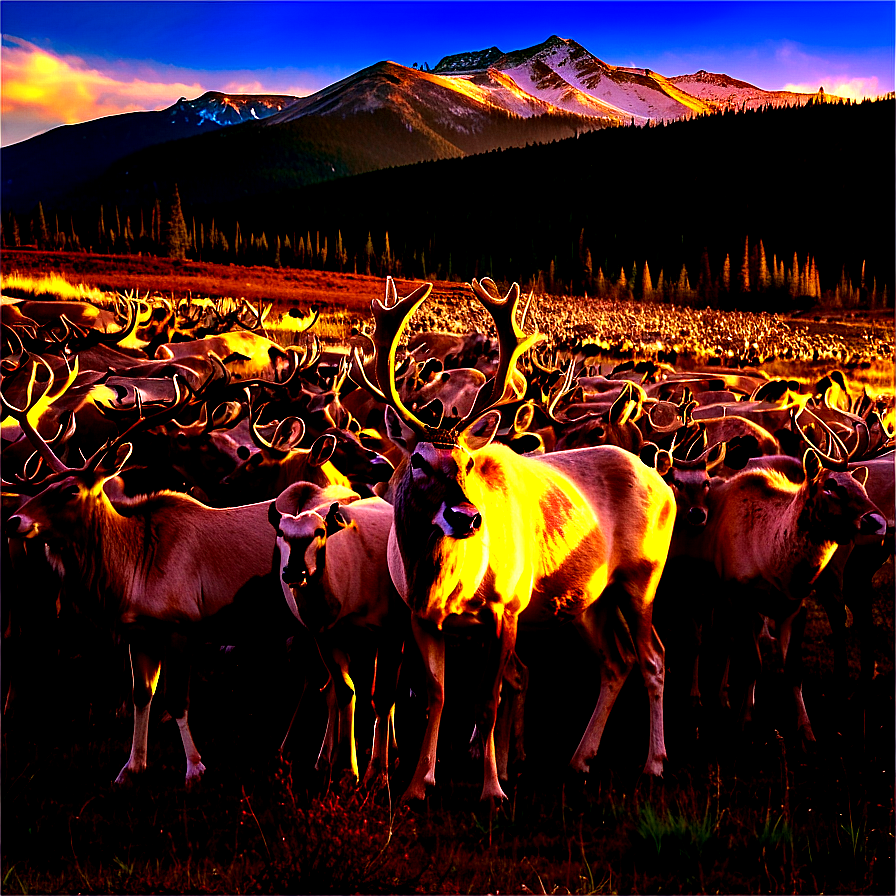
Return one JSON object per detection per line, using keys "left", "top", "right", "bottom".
{"left": 216, "top": 97, "right": 892, "bottom": 302}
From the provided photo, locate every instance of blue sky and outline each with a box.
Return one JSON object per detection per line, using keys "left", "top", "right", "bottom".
{"left": 2, "top": 1, "right": 893, "bottom": 146}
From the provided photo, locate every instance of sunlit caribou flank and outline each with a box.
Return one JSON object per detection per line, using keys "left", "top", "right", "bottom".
{"left": 367, "top": 277, "right": 676, "bottom": 802}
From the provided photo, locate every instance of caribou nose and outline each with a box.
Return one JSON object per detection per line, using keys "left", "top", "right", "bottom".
{"left": 859, "top": 511, "right": 887, "bottom": 537}
{"left": 686, "top": 506, "right": 708, "bottom": 527}
{"left": 369, "top": 456, "right": 394, "bottom": 482}
{"left": 4, "top": 515, "right": 32, "bottom": 538}
{"left": 444, "top": 502, "right": 482, "bottom": 538}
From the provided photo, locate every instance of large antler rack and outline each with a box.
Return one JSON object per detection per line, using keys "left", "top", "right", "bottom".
{"left": 364, "top": 277, "right": 542, "bottom": 446}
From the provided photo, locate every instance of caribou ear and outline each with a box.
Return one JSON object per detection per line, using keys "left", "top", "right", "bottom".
{"left": 803, "top": 448, "right": 824, "bottom": 482}
{"left": 272, "top": 417, "right": 305, "bottom": 452}
{"left": 384, "top": 405, "right": 414, "bottom": 450}
{"left": 309, "top": 434, "right": 337, "bottom": 467}
{"left": 461, "top": 410, "right": 501, "bottom": 452}
{"left": 325, "top": 502, "right": 349, "bottom": 537}
{"left": 851, "top": 465, "right": 869, "bottom": 488}
{"left": 268, "top": 501, "right": 281, "bottom": 531}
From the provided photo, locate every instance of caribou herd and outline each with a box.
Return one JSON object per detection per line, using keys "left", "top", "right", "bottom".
{"left": 1, "top": 277, "right": 893, "bottom": 802}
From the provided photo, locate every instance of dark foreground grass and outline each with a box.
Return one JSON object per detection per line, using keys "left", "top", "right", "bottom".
{"left": 2, "top": 573, "right": 893, "bottom": 896}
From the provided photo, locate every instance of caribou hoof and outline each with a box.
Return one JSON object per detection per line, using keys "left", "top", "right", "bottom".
{"left": 401, "top": 778, "right": 430, "bottom": 804}
{"left": 798, "top": 726, "right": 817, "bottom": 753}
{"left": 114, "top": 764, "right": 143, "bottom": 786}
{"left": 185, "top": 761, "right": 206, "bottom": 788}
{"left": 643, "top": 757, "right": 666, "bottom": 778}
{"left": 362, "top": 763, "right": 389, "bottom": 791}
{"left": 480, "top": 782, "right": 508, "bottom": 803}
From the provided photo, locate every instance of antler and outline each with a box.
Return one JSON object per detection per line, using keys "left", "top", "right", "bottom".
{"left": 790, "top": 405, "right": 863, "bottom": 471}
{"left": 0, "top": 354, "right": 80, "bottom": 474}
{"left": 371, "top": 278, "right": 440, "bottom": 439}
{"left": 464, "top": 278, "right": 542, "bottom": 423}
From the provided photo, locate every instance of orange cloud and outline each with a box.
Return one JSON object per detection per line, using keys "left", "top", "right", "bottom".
{"left": 0, "top": 36, "right": 322, "bottom": 146}
{"left": 783, "top": 76, "right": 882, "bottom": 100}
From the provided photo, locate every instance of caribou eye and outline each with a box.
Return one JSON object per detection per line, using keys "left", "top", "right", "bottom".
{"left": 466, "top": 457, "right": 475, "bottom": 474}
{"left": 411, "top": 453, "right": 427, "bottom": 471}
{"left": 314, "top": 528, "right": 326, "bottom": 540}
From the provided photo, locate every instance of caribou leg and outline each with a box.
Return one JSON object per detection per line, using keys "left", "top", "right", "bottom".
{"left": 473, "top": 613, "right": 517, "bottom": 802}
{"left": 318, "top": 646, "right": 358, "bottom": 783}
{"left": 115, "top": 643, "right": 162, "bottom": 784}
{"left": 402, "top": 615, "right": 445, "bottom": 802}
{"left": 164, "top": 632, "right": 205, "bottom": 784}
{"left": 570, "top": 597, "right": 635, "bottom": 774}
{"left": 778, "top": 605, "right": 815, "bottom": 746}
{"left": 363, "top": 628, "right": 403, "bottom": 789}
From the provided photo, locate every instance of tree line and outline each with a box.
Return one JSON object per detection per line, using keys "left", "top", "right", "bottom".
{"left": 3, "top": 96, "right": 892, "bottom": 311}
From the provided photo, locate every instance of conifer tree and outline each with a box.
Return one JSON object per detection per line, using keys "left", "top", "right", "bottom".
{"left": 738, "top": 236, "right": 750, "bottom": 292}
{"left": 364, "top": 232, "right": 375, "bottom": 275}
{"left": 757, "top": 240, "right": 770, "bottom": 290}
{"left": 33, "top": 202, "right": 49, "bottom": 249}
{"left": 721, "top": 254, "right": 731, "bottom": 293}
{"left": 641, "top": 261, "right": 653, "bottom": 301}
{"left": 790, "top": 253, "right": 800, "bottom": 297}
{"left": 161, "top": 185, "right": 189, "bottom": 259}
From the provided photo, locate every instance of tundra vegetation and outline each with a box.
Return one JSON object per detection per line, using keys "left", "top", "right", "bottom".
{"left": 1, "top": 260, "right": 892, "bottom": 895}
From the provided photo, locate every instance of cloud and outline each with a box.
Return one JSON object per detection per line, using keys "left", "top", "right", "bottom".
{"left": 783, "top": 76, "right": 882, "bottom": 101}
{"left": 0, "top": 36, "right": 325, "bottom": 146}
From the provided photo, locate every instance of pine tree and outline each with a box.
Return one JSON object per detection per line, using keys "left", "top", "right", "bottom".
{"left": 161, "top": 184, "right": 189, "bottom": 259}
{"left": 790, "top": 253, "right": 800, "bottom": 297}
{"left": 33, "top": 202, "right": 49, "bottom": 249}
{"left": 757, "top": 240, "right": 770, "bottom": 290}
{"left": 98, "top": 205, "right": 106, "bottom": 251}
{"left": 738, "top": 236, "right": 750, "bottom": 292}
{"left": 641, "top": 261, "right": 653, "bottom": 301}
{"left": 721, "top": 254, "right": 731, "bottom": 293}
{"left": 365, "top": 232, "right": 375, "bottom": 275}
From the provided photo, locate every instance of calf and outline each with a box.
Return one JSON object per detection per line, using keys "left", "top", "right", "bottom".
{"left": 268, "top": 482, "right": 405, "bottom": 787}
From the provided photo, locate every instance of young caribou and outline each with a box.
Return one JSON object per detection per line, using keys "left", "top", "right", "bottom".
{"left": 268, "top": 482, "right": 405, "bottom": 787}
{"left": 365, "top": 277, "right": 676, "bottom": 802}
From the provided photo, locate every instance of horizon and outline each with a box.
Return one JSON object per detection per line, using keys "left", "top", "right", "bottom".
{"left": 1, "top": 0, "right": 894, "bottom": 147}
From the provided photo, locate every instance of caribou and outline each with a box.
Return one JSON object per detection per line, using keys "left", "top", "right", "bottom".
{"left": 363, "top": 277, "right": 676, "bottom": 802}
{"left": 269, "top": 482, "right": 405, "bottom": 787}
{"left": 695, "top": 442, "right": 887, "bottom": 744}
{"left": 3, "top": 374, "right": 285, "bottom": 786}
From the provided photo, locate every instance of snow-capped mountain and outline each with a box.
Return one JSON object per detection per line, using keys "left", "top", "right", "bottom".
{"left": 2, "top": 34, "right": 836, "bottom": 214}
{"left": 667, "top": 70, "right": 822, "bottom": 112}
{"left": 432, "top": 35, "right": 825, "bottom": 124}
{"left": 169, "top": 91, "right": 299, "bottom": 127}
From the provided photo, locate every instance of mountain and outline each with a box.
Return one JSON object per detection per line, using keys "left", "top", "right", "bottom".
{"left": 2, "top": 35, "right": 834, "bottom": 216}
{"left": 668, "top": 70, "right": 825, "bottom": 112}
{"left": 433, "top": 35, "right": 824, "bottom": 123}
{"left": 1, "top": 92, "right": 298, "bottom": 213}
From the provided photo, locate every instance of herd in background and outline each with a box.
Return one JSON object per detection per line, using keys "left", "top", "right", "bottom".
{"left": 1, "top": 276, "right": 893, "bottom": 802}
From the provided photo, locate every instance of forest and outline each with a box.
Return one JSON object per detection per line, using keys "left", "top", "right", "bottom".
{"left": 3, "top": 97, "right": 893, "bottom": 312}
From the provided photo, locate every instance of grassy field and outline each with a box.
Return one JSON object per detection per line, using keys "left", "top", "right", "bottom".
{"left": 1, "top": 250, "right": 893, "bottom": 894}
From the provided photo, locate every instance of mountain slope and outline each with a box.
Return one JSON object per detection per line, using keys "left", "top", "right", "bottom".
{"left": 1, "top": 92, "right": 298, "bottom": 213}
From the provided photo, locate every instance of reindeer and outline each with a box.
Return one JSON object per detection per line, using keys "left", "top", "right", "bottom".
{"left": 268, "top": 482, "right": 405, "bottom": 787}
{"left": 3, "top": 375, "right": 285, "bottom": 786}
{"left": 362, "top": 277, "right": 676, "bottom": 802}
{"left": 695, "top": 440, "right": 887, "bottom": 745}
